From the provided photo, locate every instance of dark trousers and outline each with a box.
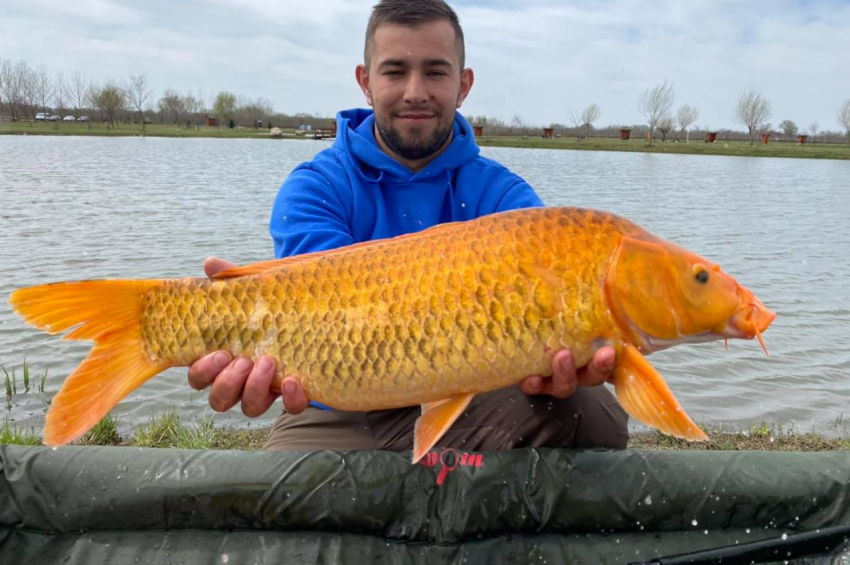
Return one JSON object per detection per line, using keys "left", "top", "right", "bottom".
{"left": 263, "top": 385, "right": 629, "bottom": 453}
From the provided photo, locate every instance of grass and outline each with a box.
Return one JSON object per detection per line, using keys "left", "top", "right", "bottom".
{"left": 477, "top": 135, "right": 850, "bottom": 160}
{"left": 2, "top": 360, "right": 48, "bottom": 398}
{"left": 3, "top": 120, "right": 848, "bottom": 160}
{"left": 0, "top": 120, "right": 310, "bottom": 139}
{"left": 0, "top": 421, "right": 41, "bottom": 446}
{"left": 71, "top": 408, "right": 269, "bottom": 450}
{"left": 628, "top": 422, "right": 850, "bottom": 451}
{"left": 1, "top": 411, "right": 847, "bottom": 452}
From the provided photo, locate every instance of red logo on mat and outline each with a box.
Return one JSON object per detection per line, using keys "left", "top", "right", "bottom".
{"left": 418, "top": 449, "right": 484, "bottom": 485}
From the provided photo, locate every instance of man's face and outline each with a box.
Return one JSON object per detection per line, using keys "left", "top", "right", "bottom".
{"left": 357, "top": 20, "right": 473, "bottom": 163}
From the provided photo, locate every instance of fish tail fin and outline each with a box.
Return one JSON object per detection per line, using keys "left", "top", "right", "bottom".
{"left": 9, "top": 280, "right": 169, "bottom": 445}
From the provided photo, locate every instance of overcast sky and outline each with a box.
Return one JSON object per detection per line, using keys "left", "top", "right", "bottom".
{"left": 2, "top": 0, "right": 849, "bottom": 131}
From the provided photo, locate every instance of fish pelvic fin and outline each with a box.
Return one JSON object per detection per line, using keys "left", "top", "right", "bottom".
{"left": 413, "top": 393, "right": 476, "bottom": 464}
{"left": 614, "top": 343, "right": 709, "bottom": 442}
{"left": 9, "top": 280, "right": 169, "bottom": 445}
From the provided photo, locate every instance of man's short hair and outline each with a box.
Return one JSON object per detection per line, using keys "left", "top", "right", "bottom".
{"left": 364, "top": 0, "right": 465, "bottom": 70}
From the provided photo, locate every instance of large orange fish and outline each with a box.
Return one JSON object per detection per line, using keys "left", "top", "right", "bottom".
{"left": 10, "top": 207, "right": 775, "bottom": 462}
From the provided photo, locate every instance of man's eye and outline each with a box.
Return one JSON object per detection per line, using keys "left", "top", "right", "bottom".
{"left": 384, "top": 71, "right": 403, "bottom": 76}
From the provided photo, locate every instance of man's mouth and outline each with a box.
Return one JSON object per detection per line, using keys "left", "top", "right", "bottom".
{"left": 396, "top": 112, "right": 436, "bottom": 121}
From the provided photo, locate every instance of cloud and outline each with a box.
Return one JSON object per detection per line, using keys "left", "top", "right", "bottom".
{"left": 1, "top": 0, "right": 848, "bottom": 130}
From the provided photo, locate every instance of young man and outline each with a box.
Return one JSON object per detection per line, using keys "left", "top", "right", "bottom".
{"left": 188, "top": 0, "right": 628, "bottom": 452}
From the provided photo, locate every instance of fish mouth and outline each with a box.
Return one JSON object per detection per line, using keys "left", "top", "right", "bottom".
{"left": 720, "top": 292, "right": 776, "bottom": 354}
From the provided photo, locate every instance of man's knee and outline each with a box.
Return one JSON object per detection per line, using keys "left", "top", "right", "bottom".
{"left": 566, "top": 386, "right": 629, "bottom": 449}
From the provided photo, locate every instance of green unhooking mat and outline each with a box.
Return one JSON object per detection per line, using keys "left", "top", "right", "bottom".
{"left": 1, "top": 445, "right": 849, "bottom": 564}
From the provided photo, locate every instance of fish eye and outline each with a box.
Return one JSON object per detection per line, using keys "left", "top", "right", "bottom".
{"left": 694, "top": 266, "right": 709, "bottom": 284}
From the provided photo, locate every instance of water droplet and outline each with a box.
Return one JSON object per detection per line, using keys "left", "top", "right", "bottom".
{"left": 781, "top": 532, "right": 788, "bottom": 540}
{"left": 691, "top": 519, "right": 698, "bottom": 526}
{"left": 643, "top": 495, "right": 652, "bottom": 506}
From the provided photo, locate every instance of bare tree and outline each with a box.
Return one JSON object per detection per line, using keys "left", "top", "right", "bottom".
{"left": 676, "top": 105, "right": 698, "bottom": 142}
{"left": 53, "top": 72, "right": 68, "bottom": 119}
{"left": 3, "top": 60, "right": 24, "bottom": 122}
{"left": 510, "top": 113, "right": 525, "bottom": 131}
{"left": 241, "top": 96, "right": 273, "bottom": 128}
{"left": 0, "top": 58, "right": 16, "bottom": 120}
{"left": 0, "top": 59, "right": 5, "bottom": 118}
{"left": 839, "top": 99, "right": 850, "bottom": 144}
{"left": 808, "top": 121, "right": 819, "bottom": 144}
{"left": 639, "top": 80, "right": 675, "bottom": 145}
{"left": 18, "top": 62, "right": 39, "bottom": 122}
{"left": 657, "top": 114, "right": 675, "bottom": 141}
{"left": 580, "top": 103, "right": 600, "bottom": 138}
{"left": 125, "top": 70, "right": 151, "bottom": 130}
{"left": 567, "top": 108, "right": 582, "bottom": 137}
{"left": 33, "top": 64, "right": 54, "bottom": 117}
{"left": 735, "top": 88, "right": 771, "bottom": 145}
{"left": 157, "top": 88, "right": 185, "bottom": 126}
{"left": 69, "top": 71, "right": 88, "bottom": 118}
{"left": 85, "top": 81, "right": 100, "bottom": 123}
{"left": 184, "top": 90, "right": 203, "bottom": 128}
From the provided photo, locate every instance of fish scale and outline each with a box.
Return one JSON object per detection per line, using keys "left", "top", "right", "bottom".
{"left": 139, "top": 208, "right": 622, "bottom": 409}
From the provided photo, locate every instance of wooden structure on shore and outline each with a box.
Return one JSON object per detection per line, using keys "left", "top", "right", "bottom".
{"left": 313, "top": 121, "right": 338, "bottom": 140}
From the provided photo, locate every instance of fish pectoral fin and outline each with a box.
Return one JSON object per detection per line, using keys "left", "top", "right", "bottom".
{"left": 412, "top": 393, "right": 476, "bottom": 464}
{"left": 614, "top": 343, "right": 709, "bottom": 441}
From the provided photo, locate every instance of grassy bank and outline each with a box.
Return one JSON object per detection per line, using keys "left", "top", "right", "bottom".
{"left": 3, "top": 120, "right": 849, "bottom": 159}
{"left": 477, "top": 135, "right": 850, "bottom": 160}
{"left": 2, "top": 410, "right": 848, "bottom": 451}
{"left": 4, "top": 362, "right": 849, "bottom": 451}
{"left": 0, "top": 121, "right": 304, "bottom": 139}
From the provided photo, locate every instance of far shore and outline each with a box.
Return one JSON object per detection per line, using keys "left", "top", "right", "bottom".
{"left": 3, "top": 121, "right": 849, "bottom": 160}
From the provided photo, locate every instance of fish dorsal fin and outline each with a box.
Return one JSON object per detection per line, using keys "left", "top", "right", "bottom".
{"left": 212, "top": 255, "right": 324, "bottom": 279}
{"left": 614, "top": 343, "right": 708, "bottom": 441}
{"left": 212, "top": 228, "right": 452, "bottom": 280}
{"left": 413, "top": 393, "right": 476, "bottom": 464}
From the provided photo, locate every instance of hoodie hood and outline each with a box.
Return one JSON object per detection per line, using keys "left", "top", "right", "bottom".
{"left": 332, "top": 108, "right": 480, "bottom": 183}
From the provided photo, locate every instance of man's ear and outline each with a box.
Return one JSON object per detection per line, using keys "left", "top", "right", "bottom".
{"left": 457, "top": 68, "right": 474, "bottom": 108}
{"left": 355, "top": 64, "right": 373, "bottom": 106}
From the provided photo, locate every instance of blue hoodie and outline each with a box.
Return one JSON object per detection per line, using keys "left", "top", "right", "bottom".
{"left": 269, "top": 108, "right": 544, "bottom": 410}
{"left": 269, "top": 108, "right": 543, "bottom": 259}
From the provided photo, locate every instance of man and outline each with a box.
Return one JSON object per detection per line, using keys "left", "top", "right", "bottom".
{"left": 188, "top": 0, "right": 628, "bottom": 452}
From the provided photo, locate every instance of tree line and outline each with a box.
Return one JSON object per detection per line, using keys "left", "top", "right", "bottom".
{"left": 0, "top": 59, "right": 331, "bottom": 130}
{"left": 473, "top": 81, "right": 850, "bottom": 145}
{"left": 2, "top": 58, "right": 849, "bottom": 143}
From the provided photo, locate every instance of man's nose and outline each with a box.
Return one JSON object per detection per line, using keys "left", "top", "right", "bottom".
{"left": 404, "top": 73, "right": 428, "bottom": 104}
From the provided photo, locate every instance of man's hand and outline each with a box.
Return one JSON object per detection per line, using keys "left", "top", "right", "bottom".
{"left": 519, "top": 347, "right": 616, "bottom": 398}
{"left": 186, "top": 257, "right": 310, "bottom": 416}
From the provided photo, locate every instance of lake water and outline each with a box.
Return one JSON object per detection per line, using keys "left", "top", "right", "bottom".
{"left": 1, "top": 135, "right": 848, "bottom": 439}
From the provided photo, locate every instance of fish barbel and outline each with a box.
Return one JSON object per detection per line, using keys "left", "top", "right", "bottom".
{"left": 9, "top": 207, "right": 775, "bottom": 461}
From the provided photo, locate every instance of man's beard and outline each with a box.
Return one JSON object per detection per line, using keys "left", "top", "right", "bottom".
{"left": 375, "top": 112, "right": 453, "bottom": 161}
